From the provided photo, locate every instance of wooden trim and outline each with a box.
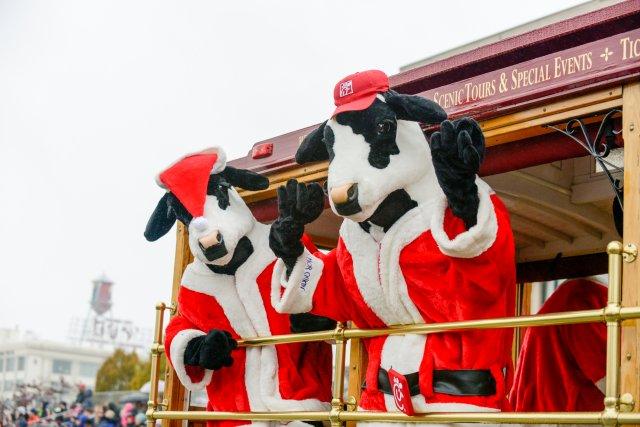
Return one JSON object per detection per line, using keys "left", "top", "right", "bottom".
{"left": 163, "top": 223, "right": 193, "bottom": 427}
{"left": 239, "top": 162, "right": 327, "bottom": 205}
{"left": 346, "top": 326, "right": 367, "bottom": 427}
{"left": 483, "top": 92, "right": 622, "bottom": 147}
{"left": 620, "top": 81, "right": 640, "bottom": 415}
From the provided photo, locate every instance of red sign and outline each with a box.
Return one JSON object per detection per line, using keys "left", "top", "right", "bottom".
{"left": 388, "top": 368, "right": 415, "bottom": 415}
{"left": 422, "top": 28, "right": 640, "bottom": 117}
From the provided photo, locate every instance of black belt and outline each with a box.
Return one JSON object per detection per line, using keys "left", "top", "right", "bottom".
{"left": 370, "top": 368, "right": 496, "bottom": 397}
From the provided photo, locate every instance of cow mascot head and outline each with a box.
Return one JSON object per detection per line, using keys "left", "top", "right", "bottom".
{"left": 270, "top": 69, "right": 486, "bottom": 265}
{"left": 145, "top": 147, "right": 269, "bottom": 268}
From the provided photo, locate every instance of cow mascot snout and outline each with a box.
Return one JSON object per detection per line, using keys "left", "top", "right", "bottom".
{"left": 145, "top": 147, "right": 333, "bottom": 427}
{"left": 269, "top": 70, "right": 516, "bottom": 421}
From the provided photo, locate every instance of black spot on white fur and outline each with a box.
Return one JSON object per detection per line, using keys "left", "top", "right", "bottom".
{"left": 359, "top": 189, "right": 417, "bottom": 233}
{"left": 296, "top": 90, "right": 446, "bottom": 165}
{"left": 335, "top": 99, "right": 399, "bottom": 169}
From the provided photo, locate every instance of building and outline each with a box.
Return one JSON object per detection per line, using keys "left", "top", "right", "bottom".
{"left": 0, "top": 328, "right": 111, "bottom": 401}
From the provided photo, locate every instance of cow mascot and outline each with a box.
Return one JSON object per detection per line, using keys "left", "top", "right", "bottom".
{"left": 269, "top": 70, "right": 516, "bottom": 421}
{"left": 144, "top": 147, "right": 333, "bottom": 427}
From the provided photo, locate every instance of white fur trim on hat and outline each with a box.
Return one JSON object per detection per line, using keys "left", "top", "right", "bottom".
{"left": 154, "top": 146, "right": 228, "bottom": 188}
{"left": 198, "top": 146, "right": 227, "bottom": 174}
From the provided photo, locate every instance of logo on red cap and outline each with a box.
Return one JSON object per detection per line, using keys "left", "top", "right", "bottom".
{"left": 339, "top": 80, "right": 354, "bottom": 98}
{"left": 332, "top": 70, "right": 389, "bottom": 117}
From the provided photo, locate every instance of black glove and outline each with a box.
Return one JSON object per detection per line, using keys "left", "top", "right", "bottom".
{"left": 430, "top": 118, "right": 485, "bottom": 229}
{"left": 269, "top": 179, "right": 325, "bottom": 274}
{"left": 184, "top": 329, "right": 237, "bottom": 371}
{"left": 289, "top": 313, "right": 337, "bottom": 333}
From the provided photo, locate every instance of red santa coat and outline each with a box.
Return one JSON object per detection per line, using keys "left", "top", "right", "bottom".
{"left": 272, "top": 182, "right": 516, "bottom": 413}
{"left": 165, "top": 224, "right": 332, "bottom": 427}
{"left": 510, "top": 278, "right": 607, "bottom": 412}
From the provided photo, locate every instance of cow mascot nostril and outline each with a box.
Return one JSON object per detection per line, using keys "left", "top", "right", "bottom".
{"left": 270, "top": 70, "right": 516, "bottom": 422}
{"left": 144, "top": 147, "right": 334, "bottom": 426}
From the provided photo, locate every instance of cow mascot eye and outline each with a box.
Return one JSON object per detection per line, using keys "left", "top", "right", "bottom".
{"left": 377, "top": 120, "right": 394, "bottom": 135}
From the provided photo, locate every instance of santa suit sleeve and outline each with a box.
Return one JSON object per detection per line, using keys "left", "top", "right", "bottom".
{"left": 271, "top": 237, "right": 354, "bottom": 322}
{"left": 165, "top": 313, "right": 213, "bottom": 392}
{"left": 428, "top": 180, "right": 514, "bottom": 299}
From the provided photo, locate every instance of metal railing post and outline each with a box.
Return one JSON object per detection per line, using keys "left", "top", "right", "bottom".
{"left": 331, "top": 322, "right": 347, "bottom": 427}
{"left": 147, "top": 302, "right": 167, "bottom": 427}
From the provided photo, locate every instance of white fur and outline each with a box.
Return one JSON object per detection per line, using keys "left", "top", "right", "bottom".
{"left": 191, "top": 216, "right": 209, "bottom": 232}
{"left": 326, "top": 119, "right": 437, "bottom": 222}
{"left": 430, "top": 180, "right": 498, "bottom": 258}
{"left": 271, "top": 247, "right": 323, "bottom": 314}
{"left": 169, "top": 329, "right": 213, "bottom": 392}
{"left": 235, "top": 222, "right": 276, "bottom": 336}
{"left": 182, "top": 261, "right": 258, "bottom": 338}
{"left": 188, "top": 188, "right": 255, "bottom": 266}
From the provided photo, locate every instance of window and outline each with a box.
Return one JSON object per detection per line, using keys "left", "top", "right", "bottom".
{"left": 6, "top": 357, "right": 14, "bottom": 372}
{"left": 52, "top": 359, "right": 71, "bottom": 375}
{"left": 0, "top": 358, "right": 3, "bottom": 372}
{"left": 17, "top": 357, "right": 25, "bottom": 371}
{"left": 79, "top": 362, "right": 99, "bottom": 377}
{"left": 4, "top": 381, "right": 13, "bottom": 391}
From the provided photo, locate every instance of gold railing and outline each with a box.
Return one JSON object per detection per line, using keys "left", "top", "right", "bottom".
{"left": 147, "top": 241, "right": 640, "bottom": 426}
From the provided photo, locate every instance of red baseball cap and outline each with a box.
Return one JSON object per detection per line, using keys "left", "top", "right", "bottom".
{"left": 332, "top": 70, "right": 389, "bottom": 117}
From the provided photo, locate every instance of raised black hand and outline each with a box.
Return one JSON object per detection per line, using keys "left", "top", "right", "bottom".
{"left": 269, "top": 179, "right": 324, "bottom": 272}
{"left": 184, "top": 329, "right": 237, "bottom": 371}
{"left": 430, "top": 118, "right": 485, "bottom": 229}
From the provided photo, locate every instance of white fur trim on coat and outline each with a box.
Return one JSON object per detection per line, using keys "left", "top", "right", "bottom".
{"left": 430, "top": 180, "right": 498, "bottom": 259}
{"left": 169, "top": 329, "right": 213, "bottom": 392}
{"left": 271, "top": 247, "right": 323, "bottom": 314}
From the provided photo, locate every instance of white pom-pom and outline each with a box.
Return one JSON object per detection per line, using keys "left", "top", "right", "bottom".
{"left": 191, "top": 217, "right": 208, "bottom": 232}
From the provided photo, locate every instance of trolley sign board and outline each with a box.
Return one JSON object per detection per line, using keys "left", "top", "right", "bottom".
{"left": 422, "top": 28, "right": 640, "bottom": 118}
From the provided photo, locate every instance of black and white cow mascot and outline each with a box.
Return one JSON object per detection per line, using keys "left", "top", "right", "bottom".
{"left": 269, "top": 70, "right": 516, "bottom": 418}
{"left": 145, "top": 147, "right": 333, "bottom": 427}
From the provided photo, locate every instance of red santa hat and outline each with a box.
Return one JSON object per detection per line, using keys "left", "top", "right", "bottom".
{"left": 155, "top": 147, "right": 227, "bottom": 232}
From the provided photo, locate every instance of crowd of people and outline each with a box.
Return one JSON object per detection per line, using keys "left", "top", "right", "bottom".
{"left": 1, "top": 385, "right": 147, "bottom": 427}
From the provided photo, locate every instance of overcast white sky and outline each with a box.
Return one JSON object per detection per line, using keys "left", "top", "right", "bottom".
{"left": 0, "top": 0, "right": 587, "bottom": 343}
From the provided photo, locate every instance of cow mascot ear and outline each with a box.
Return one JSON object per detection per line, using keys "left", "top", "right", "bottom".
{"left": 384, "top": 90, "right": 447, "bottom": 124}
{"left": 144, "top": 192, "right": 192, "bottom": 241}
{"left": 144, "top": 192, "right": 178, "bottom": 242}
{"left": 220, "top": 166, "right": 269, "bottom": 191}
{"left": 295, "top": 121, "right": 328, "bottom": 165}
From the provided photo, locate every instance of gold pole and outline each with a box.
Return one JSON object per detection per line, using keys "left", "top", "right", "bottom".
{"left": 152, "top": 410, "right": 331, "bottom": 422}
{"left": 604, "top": 242, "right": 624, "bottom": 426}
{"left": 147, "top": 306, "right": 640, "bottom": 354}
{"left": 331, "top": 322, "right": 347, "bottom": 427}
{"left": 147, "top": 302, "right": 167, "bottom": 427}
{"left": 146, "top": 409, "right": 640, "bottom": 424}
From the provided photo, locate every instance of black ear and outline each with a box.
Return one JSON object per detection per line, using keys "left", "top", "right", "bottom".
{"left": 384, "top": 90, "right": 447, "bottom": 124}
{"left": 295, "top": 121, "right": 328, "bottom": 164}
{"left": 221, "top": 166, "right": 269, "bottom": 191}
{"left": 144, "top": 192, "right": 178, "bottom": 242}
